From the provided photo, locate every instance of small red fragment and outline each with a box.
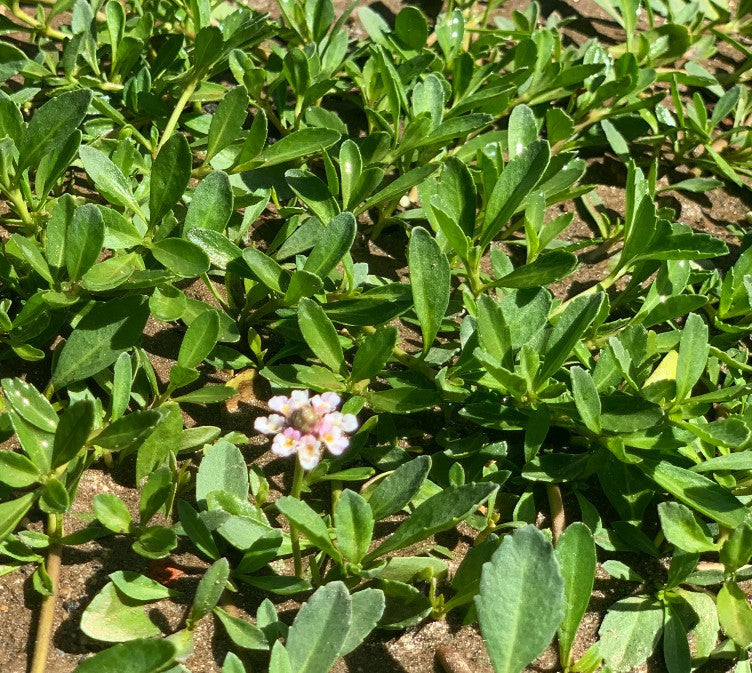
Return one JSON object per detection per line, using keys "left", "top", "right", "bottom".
{"left": 148, "top": 559, "right": 185, "bottom": 585}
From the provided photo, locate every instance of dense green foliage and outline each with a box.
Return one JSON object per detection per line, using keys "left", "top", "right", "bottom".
{"left": 2, "top": 0, "right": 752, "bottom": 671}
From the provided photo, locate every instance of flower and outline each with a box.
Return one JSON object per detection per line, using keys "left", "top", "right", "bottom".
{"left": 254, "top": 390, "right": 359, "bottom": 470}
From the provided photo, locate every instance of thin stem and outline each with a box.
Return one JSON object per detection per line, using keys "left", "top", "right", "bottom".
{"left": 8, "top": 2, "right": 67, "bottom": 40}
{"left": 29, "top": 514, "right": 63, "bottom": 673}
{"left": 289, "top": 460, "right": 305, "bottom": 579}
{"left": 155, "top": 79, "right": 197, "bottom": 156}
{"left": 546, "top": 484, "right": 565, "bottom": 544}
{"left": 5, "top": 187, "right": 34, "bottom": 228}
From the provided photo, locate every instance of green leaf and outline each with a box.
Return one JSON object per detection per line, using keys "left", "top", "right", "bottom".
{"left": 188, "top": 557, "right": 230, "bottom": 626}
{"left": 82, "top": 254, "right": 137, "bottom": 292}
{"left": 482, "top": 140, "right": 550, "bottom": 247}
{"left": 350, "top": 326, "right": 397, "bottom": 383}
{"left": 355, "top": 164, "right": 437, "bottom": 216}
{"left": 276, "top": 495, "right": 342, "bottom": 562}
{"left": 66, "top": 204, "right": 104, "bottom": 282}
{"left": 7, "top": 234, "right": 53, "bottom": 284}
{"left": 269, "top": 641, "right": 292, "bottom": 673}
{"left": 195, "top": 440, "right": 249, "bottom": 505}
{"left": 717, "top": 581, "right": 752, "bottom": 648}
{"left": 93, "top": 410, "right": 164, "bottom": 453}
{"left": 193, "top": 25, "right": 223, "bottom": 72}
{"left": 79, "top": 145, "right": 141, "bottom": 213}
{"left": 186, "top": 229, "right": 242, "bottom": 269}
{"left": 598, "top": 596, "right": 664, "bottom": 672}
{"left": 537, "top": 293, "right": 602, "bottom": 385}
{"left": 600, "top": 119, "right": 629, "bottom": 158}
{"left": 39, "top": 476, "right": 70, "bottom": 513}
{"left": 365, "top": 482, "right": 496, "bottom": 561}
{"left": 663, "top": 604, "right": 691, "bottom": 673}
{"left": 673, "top": 589, "right": 718, "bottom": 660}
{"left": 178, "top": 309, "right": 219, "bottom": 368}
{"left": 0, "top": 492, "right": 37, "bottom": 542}
{"left": 19, "top": 89, "right": 92, "bottom": 173}
{"left": 303, "top": 212, "right": 356, "bottom": 280}
{"left": 139, "top": 467, "right": 173, "bottom": 527}
{"left": 172, "top": 385, "right": 235, "bottom": 404}
{"left": 93, "top": 493, "right": 132, "bottom": 533}
{"left": 286, "top": 169, "right": 340, "bottom": 225}
{"left": 72, "top": 638, "right": 176, "bottom": 673}
{"left": 492, "top": 250, "right": 578, "bottom": 289}
{"left": 151, "top": 238, "right": 210, "bottom": 277}
{"left": 132, "top": 526, "right": 178, "bottom": 559}
{"left": 323, "top": 284, "right": 413, "bottom": 326}
{"left": 658, "top": 501, "right": 718, "bottom": 553}
{"left": 214, "top": 606, "right": 269, "bottom": 650}
{"left": 339, "top": 588, "right": 385, "bottom": 656}
{"left": 0, "top": 451, "right": 40, "bottom": 487}
{"left": 408, "top": 227, "right": 450, "bottom": 354}
{"left": 475, "top": 525, "right": 565, "bottom": 673}
{"left": 184, "top": 171, "right": 234, "bottom": 234}
{"left": 394, "top": 6, "right": 428, "bottom": 48}
{"left": 720, "top": 519, "right": 752, "bottom": 571}
{"left": 177, "top": 499, "right": 220, "bottom": 560}
{"left": 223, "top": 652, "right": 247, "bottom": 673}
{"left": 51, "top": 294, "right": 150, "bottom": 390}
{"left": 298, "top": 297, "right": 345, "bottom": 374}
{"left": 53, "top": 400, "right": 94, "bottom": 467}
{"left": 242, "top": 248, "right": 288, "bottom": 294}
{"left": 367, "top": 455, "right": 431, "bottom": 520}
{"left": 150, "top": 133, "right": 191, "bottom": 226}
{"left": 109, "top": 571, "right": 178, "bottom": 602}
{"left": 675, "top": 313, "right": 708, "bottom": 403}
{"left": 692, "top": 452, "right": 752, "bottom": 472}
{"left": 641, "top": 459, "right": 746, "bottom": 529}
{"left": 80, "top": 582, "right": 160, "bottom": 642}
{"left": 259, "top": 128, "right": 340, "bottom": 167}
{"left": 285, "top": 582, "right": 352, "bottom": 673}
{"left": 508, "top": 105, "right": 538, "bottom": 157}
{"left": 111, "top": 351, "right": 132, "bottom": 421}
{"left": 282, "top": 270, "right": 323, "bottom": 306}
{"left": 570, "top": 367, "right": 601, "bottom": 434}
{"left": 206, "top": 86, "right": 249, "bottom": 163}
{"left": 0, "top": 42, "right": 28, "bottom": 83}
{"left": 334, "top": 489, "right": 374, "bottom": 564}
{"left": 1, "top": 378, "right": 57, "bottom": 431}
{"left": 556, "top": 523, "right": 596, "bottom": 667}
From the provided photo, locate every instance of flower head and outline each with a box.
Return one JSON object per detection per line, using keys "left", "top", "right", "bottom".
{"left": 254, "top": 390, "right": 358, "bottom": 470}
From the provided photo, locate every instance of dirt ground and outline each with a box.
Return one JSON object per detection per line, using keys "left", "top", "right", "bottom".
{"left": 2, "top": 0, "right": 752, "bottom": 672}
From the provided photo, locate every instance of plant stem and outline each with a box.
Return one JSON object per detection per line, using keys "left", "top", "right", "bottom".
{"left": 9, "top": 1, "right": 66, "bottom": 39}
{"left": 5, "top": 187, "right": 34, "bottom": 228}
{"left": 546, "top": 484, "right": 565, "bottom": 544}
{"left": 29, "top": 514, "right": 63, "bottom": 673}
{"left": 289, "top": 459, "right": 305, "bottom": 579}
{"left": 155, "top": 79, "right": 197, "bottom": 156}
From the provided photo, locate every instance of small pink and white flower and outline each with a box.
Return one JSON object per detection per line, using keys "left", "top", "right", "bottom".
{"left": 254, "top": 390, "right": 359, "bottom": 470}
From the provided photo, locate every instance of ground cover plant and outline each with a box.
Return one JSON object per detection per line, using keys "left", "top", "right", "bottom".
{"left": 2, "top": 0, "right": 752, "bottom": 671}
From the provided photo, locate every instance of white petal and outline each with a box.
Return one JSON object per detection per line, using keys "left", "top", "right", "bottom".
{"left": 339, "top": 414, "right": 358, "bottom": 433}
{"left": 254, "top": 414, "right": 285, "bottom": 435}
{"left": 297, "top": 437, "right": 322, "bottom": 470}
{"left": 268, "top": 395, "right": 292, "bottom": 414}
{"left": 271, "top": 433, "right": 297, "bottom": 457}
{"left": 289, "top": 390, "right": 310, "bottom": 409}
